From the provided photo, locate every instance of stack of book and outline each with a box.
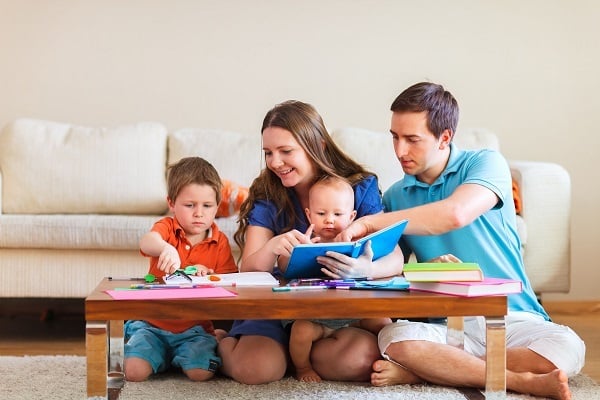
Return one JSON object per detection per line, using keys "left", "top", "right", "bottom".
{"left": 403, "top": 262, "right": 522, "bottom": 297}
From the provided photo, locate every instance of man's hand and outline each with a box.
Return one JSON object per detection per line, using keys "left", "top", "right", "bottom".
{"left": 428, "top": 254, "right": 462, "bottom": 263}
{"left": 335, "top": 219, "right": 370, "bottom": 242}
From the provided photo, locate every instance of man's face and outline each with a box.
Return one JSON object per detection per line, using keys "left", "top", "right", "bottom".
{"left": 390, "top": 111, "right": 451, "bottom": 184}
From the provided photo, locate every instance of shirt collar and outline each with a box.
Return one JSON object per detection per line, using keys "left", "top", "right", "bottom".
{"left": 400, "top": 142, "right": 462, "bottom": 188}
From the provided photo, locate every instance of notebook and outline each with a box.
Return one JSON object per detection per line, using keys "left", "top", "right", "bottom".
{"left": 283, "top": 219, "right": 408, "bottom": 279}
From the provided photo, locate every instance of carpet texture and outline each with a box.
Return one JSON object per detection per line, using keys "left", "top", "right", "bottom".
{"left": 1, "top": 356, "right": 598, "bottom": 400}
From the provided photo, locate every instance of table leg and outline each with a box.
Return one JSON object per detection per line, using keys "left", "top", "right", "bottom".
{"left": 86, "top": 320, "right": 108, "bottom": 399}
{"left": 485, "top": 316, "right": 506, "bottom": 399}
{"left": 108, "top": 320, "right": 125, "bottom": 388}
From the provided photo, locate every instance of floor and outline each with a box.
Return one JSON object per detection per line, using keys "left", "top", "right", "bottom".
{"left": 0, "top": 299, "right": 598, "bottom": 389}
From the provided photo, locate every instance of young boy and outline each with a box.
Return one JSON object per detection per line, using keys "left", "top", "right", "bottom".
{"left": 289, "top": 176, "right": 393, "bottom": 383}
{"left": 124, "top": 157, "right": 238, "bottom": 382}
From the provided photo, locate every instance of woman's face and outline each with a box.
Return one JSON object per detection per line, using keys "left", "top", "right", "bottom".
{"left": 262, "top": 126, "right": 317, "bottom": 190}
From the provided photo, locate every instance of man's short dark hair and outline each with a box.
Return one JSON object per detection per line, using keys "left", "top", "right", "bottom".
{"left": 390, "top": 82, "right": 459, "bottom": 138}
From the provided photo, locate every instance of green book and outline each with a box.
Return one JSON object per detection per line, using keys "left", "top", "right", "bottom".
{"left": 402, "top": 262, "right": 483, "bottom": 282}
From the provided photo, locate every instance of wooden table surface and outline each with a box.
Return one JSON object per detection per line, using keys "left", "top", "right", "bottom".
{"left": 86, "top": 278, "right": 508, "bottom": 399}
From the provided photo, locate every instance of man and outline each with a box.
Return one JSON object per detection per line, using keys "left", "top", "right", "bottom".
{"left": 335, "top": 82, "right": 585, "bottom": 400}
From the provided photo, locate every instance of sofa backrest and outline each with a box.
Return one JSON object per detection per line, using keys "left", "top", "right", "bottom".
{"left": 331, "top": 127, "right": 500, "bottom": 191}
{"left": 0, "top": 118, "right": 168, "bottom": 214}
{"left": 168, "top": 128, "right": 262, "bottom": 189}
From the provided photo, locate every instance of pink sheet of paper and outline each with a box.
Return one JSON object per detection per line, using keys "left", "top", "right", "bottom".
{"left": 105, "top": 287, "right": 237, "bottom": 300}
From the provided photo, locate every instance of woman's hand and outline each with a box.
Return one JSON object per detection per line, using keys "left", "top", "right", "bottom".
{"left": 317, "top": 240, "right": 375, "bottom": 279}
{"left": 270, "top": 225, "right": 316, "bottom": 259}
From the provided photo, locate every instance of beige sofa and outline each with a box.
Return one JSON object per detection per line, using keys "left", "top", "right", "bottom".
{"left": 0, "top": 119, "right": 570, "bottom": 298}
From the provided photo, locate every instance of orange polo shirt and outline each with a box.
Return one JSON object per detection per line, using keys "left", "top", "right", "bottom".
{"left": 141, "top": 217, "right": 237, "bottom": 334}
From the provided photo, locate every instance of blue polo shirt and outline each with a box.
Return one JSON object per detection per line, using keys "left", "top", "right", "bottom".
{"left": 249, "top": 174, "right": 384, "bottom": 234}
{"left": 383, "top": 144, "right": 548, "bottom": 319}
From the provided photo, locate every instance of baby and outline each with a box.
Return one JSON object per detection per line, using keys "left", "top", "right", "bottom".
{"left": 289, "top": 176, "right": 391, "bottom": 382}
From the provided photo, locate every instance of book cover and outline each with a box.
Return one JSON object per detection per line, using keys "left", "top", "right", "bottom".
{"left": 402, "top": 262, "right": 483, "bottom": 282}
{"left": 284, "top": 219, "right": 409, "bottom": 279}
{"left": 409, "top": 277, "right": 522, "bottom": 297}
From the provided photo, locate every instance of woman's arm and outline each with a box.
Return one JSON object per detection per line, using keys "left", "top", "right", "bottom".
{"left": 239, "top": 225, "right": 313, "bottom": 272}
{"left": 317, "top": 241, "right": 404, "bottom": 280}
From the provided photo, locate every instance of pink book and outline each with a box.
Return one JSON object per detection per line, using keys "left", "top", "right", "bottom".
{"left": 409, "top": 277, "right": 522, "bottom": 297}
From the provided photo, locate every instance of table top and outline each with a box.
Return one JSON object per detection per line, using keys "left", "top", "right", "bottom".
{"left": 85, "top": 278, "right": 507, "bottom": 321}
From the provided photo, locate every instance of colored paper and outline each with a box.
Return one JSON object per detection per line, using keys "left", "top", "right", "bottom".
{"left": 105, "top": 286, "right": 237, "bottom": 300}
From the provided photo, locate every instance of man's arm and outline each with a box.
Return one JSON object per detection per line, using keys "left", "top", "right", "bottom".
{"left": 339, "top": 183, "right": 498, "bottom": 241}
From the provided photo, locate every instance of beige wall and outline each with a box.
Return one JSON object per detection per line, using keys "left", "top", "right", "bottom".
{"left": 1, "top": 1, "right": 598, "bottom": 300}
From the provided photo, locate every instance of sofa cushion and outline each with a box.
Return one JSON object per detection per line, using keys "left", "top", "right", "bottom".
{"left": 331, "top": 127, "right": 401, "bottom": 191}
{"left": 0, "top": 214, "right": 157, "bottom": 250}
{"left": 168, "top": 128, "right": 262, "bottom": 189}
{"left": 0, "top": 119, "right": 168, "bottom": 214}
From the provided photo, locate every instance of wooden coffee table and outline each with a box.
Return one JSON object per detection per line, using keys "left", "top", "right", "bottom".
{"left": 85, "top": 278, "right": 507, "bottom": 399}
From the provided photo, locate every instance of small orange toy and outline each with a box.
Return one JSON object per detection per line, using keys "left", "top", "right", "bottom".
{"left": 208, "top": 275, "right": 221, "bottom": 281}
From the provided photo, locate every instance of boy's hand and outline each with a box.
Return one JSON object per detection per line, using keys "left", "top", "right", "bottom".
{"left": 192, "top": 265, "right": 215, "bottom": 276}
{"left": 157, "top": 243, "right": 181, "bottom": 274}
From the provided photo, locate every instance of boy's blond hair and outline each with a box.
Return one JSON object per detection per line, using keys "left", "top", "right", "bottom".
{"left": 167, "top": 157, "right": 222, "bottom": 203}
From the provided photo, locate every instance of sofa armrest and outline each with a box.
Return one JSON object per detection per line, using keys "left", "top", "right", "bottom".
{"left": 509, "top": 160, "right": 571, "bottom": 294}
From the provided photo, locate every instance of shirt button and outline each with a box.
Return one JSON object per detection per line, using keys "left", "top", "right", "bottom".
{"left": 185, "top": 245, "right": 190, "bottom": 250}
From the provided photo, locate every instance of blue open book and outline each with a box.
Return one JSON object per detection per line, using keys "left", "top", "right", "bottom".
{"left": 283, "top": 219, "right": 408, "bottom": 279}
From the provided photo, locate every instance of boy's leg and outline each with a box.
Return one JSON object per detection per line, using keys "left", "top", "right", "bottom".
{"left": 123, "top": 320, "right": 167, "bottom": 382}
{"left": 171, "top": 326, "right": 221, "bottom": 382}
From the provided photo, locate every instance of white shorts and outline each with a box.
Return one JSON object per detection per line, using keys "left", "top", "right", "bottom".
{"left": 378, "top": 312, "right": 586, "bottom": 377}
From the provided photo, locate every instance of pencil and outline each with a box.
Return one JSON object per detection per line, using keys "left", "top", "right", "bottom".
{"left": 108, "top": 276, "right": 146, "bottom": 281}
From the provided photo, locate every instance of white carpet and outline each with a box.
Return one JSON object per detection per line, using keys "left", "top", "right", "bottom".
{"left": 1, "top": 356, "right": 598, "bottom": 400}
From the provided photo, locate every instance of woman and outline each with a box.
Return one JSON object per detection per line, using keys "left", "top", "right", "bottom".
{"left": 218, "top": 100, "right": 403, "bottom": 384}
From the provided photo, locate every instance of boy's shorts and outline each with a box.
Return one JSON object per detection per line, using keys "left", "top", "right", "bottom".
{"left": 378, "top": 312, "right": 586, "bottom": 377}
{"left": 228, "top": 319, "right": 289, "bottom": 345}
{"left": 124, "top": 320, "right": 220, "bottom": 373}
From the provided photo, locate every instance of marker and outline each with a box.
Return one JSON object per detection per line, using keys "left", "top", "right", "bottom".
{"left": 272, "top": 286, "right": 329, "bottom": 292}
{"left": 129, "top": 284, "right": 213, "bottom": 289}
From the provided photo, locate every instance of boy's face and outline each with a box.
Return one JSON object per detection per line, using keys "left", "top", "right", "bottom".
{"left": 390, "top": 111, "right": 452, "bottom": 185}
{"left": 168, "top": 183, "right": 218, "bottom": 239}
{"left": 305, "top": 184, "right": 356, "bottom": 242}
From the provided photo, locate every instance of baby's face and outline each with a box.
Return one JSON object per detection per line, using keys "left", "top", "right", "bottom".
{"left": 306, "top": 185, "right": 356, "bottom": 242}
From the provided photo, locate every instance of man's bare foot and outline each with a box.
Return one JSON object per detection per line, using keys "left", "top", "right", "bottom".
{"left": 510, "top": 369, "right": 571, "bottom": 400}
{"left": 214, "top": 329, "right": 228, "bottom": 342}
{"left": 296, "top": 366, "right": 322, "bottom": 383}
{"left": 371, "top": 359, "right": 422, "bottom": 386}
